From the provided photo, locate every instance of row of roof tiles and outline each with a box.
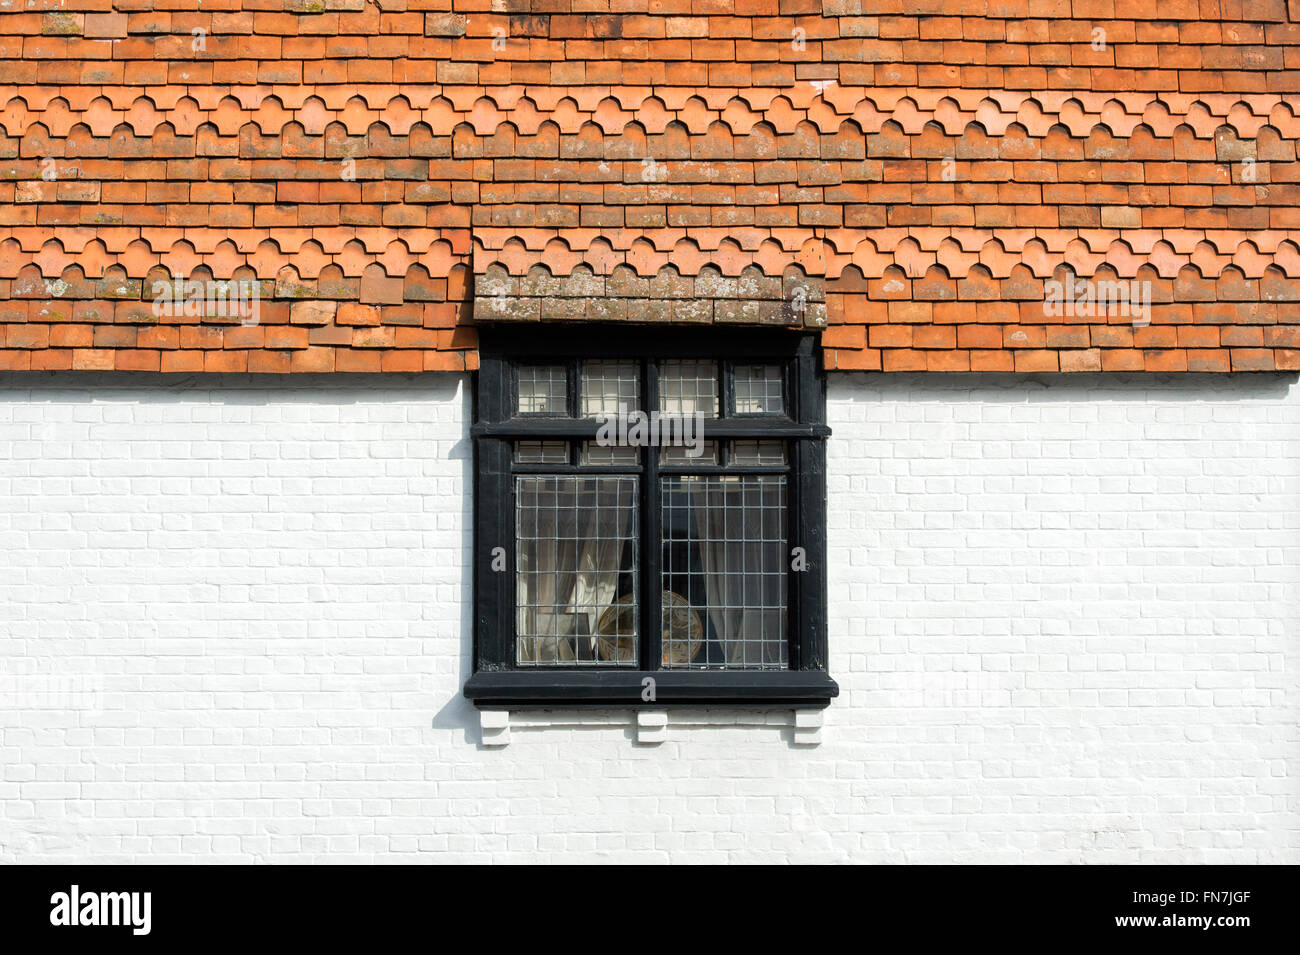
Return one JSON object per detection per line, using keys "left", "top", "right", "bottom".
{"left": 12, "top": 67, "right": 1293, "bottom": 96}
{"left": 825, "top": 345, "right": 1300, "bottom": 373}
{"left": 3, "top": 258, "right": 1295, "bottom": 303}
{"left": 0, "top": 0, "right": 1287, "bottom": 13}
{"left": 5, "top": 88, "right": 1300, "bottom": 139}
{"left": 7, "top": 226, "right": 1300, "bottom": 256}
{"left": 4, "top": 230, "right": 1299, "bottom": 279}
{"left": 2, "top": 261, "right": 1297, "bottom": 303}
{"left": 5, "top": 6, "right": 1298, "bottom": 69}
{"left": 8, "top": 2, "right": 1293, "bottom": 29}
{"left": 0, "top": 345, "right": 478, "bottom": 374}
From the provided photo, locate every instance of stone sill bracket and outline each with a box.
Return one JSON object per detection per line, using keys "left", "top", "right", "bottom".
{"left": 480, "top": 707, "right": 824, "bottom": 747}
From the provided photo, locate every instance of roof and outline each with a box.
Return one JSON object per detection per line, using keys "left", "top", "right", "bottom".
{"left": 0, "top": 2, "right": 1297, "bottom": 373}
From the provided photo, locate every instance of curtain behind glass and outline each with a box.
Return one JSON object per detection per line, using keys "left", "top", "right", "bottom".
{"left": 684, "top": 476, "right": 788, "bottom": 668}
{"left": 516, "top": 476, "right": 637, "bottom": 665}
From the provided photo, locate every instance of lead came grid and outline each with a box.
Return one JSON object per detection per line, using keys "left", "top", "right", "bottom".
{"left": 734, "top": 364, "right": 784, "bottom": 415}
{"left": 730, "top": 440, "right": 787, "bottom": 466}
{"left": 516, "top": 364, "right": 568, "bottom": 415}
{"left": 581, "top": 359, "right": 640, "bottom": 417}
{"left": 659, "top": 441, "right": 719, "bottom": 466}
{"left": 658, "top": 359, "right": 719, "bottom": 417}
{"left": 661, "top": 475, "right": 788, "bottom": 670}
{"left": 580, "top": 442, "right": 640, "bottom": 466}
{"left": 514, "top": 440, "right": 569, "bottom": 464}
{"left": 515, "top": 475, "right": 638, "bottom": 666}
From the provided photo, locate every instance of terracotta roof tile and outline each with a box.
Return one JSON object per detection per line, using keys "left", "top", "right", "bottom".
{"left": 0, "top": 7, "right": 1296, "bottom": 371}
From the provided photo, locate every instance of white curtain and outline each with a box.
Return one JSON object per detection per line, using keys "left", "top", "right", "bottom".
{"left": 688, "top": 477, "right": 787, "bottom": 667}
{"left": 516, "top": 476, "right": 636, "bottom": 664}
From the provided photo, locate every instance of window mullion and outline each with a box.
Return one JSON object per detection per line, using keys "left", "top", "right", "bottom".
{"left": 721, "top": 359, "right": 736, "bottom": 418}
{"left": 643, "top": 358, "right": 662, "bottom": 673}
{"left": 568, "top": 359, "right": 579, "bottom": 419}
{"left": 478, "top": 436, "right": 513, "bottom": 672}
{"left": 787, "top": 439, "right": 803, "bottom": 671}
{"left": 793, "top": 343, "right": 827, "bottom": 671}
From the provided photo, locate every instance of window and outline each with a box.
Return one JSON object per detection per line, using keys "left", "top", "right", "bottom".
{"left": 466, "top": 326, "right": 836, "bottom": 709}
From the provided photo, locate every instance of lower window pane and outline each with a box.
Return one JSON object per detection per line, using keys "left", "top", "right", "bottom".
{"left": 580, "top": 441, "right": 640, "bottom": 466}
{"left": 660, "top": 475, "right": 788, "bottom": 669}
{"left": 516, "top": 476, "right": 639, "bottom": 666}
{"left": 729, "top": 440, "right": 786, "bottom": 466}
{"left": 513, "top": 440, "right": 569, "bottom": 464}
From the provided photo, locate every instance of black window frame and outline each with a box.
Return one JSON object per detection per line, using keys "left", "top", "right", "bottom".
{"left": 465, "top": 325, "right": 837, "bottom": 710}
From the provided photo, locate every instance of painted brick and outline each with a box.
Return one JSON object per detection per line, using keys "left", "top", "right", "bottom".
{"left": 0, "top": 374, "right": 1292, "bottom": 862}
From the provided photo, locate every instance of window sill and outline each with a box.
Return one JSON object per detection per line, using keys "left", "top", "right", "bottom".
{"left": 464, "top": 670, "right": 838, "bottom": 710}
{"left": 476, "top": 706, "right": 827, "bottom": 746}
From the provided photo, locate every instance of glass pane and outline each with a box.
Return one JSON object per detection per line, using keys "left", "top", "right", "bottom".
{"left": 658, "top": 359, "right": 718, "bottom": 417}
{"left": 730, "top": 440, "right": 787, "bottom": 466}
{"left": 581, "top": 359, "right": 640, "bottom": 417}
{"left": 516, "top": 476, "right": 639, "bottom": 666}
{"left": 733, "top": 363, "right": 784, "bottom": 415}
{"left": 513, "top": 440, "right": 569, "bottom": 464}
{"left": 580, "top": 442, "right": 640, "bottom": 466}
{"left": 517, "top": 364, "right": 567, "bottom": 415}
{"left": 659, "top": 441, "right": 719, "bottom": 466}
{"left": 660, "top": 474, "right": 788, "bottom": 670}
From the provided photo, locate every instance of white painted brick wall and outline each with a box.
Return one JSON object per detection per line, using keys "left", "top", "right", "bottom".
{"left": 0, "top": 371, "right": 1296, "bottom": 863}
